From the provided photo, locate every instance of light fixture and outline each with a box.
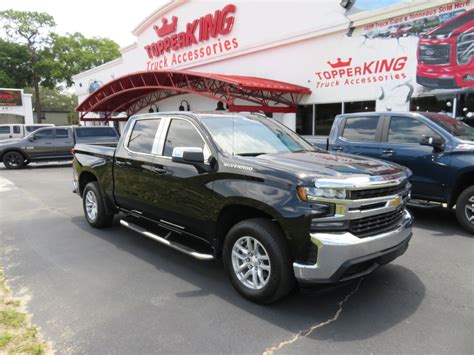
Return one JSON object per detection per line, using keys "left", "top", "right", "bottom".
{"left": 340, "top": 0, "right": 355, "bottom": 10}
{"left": 215, "top": 101, "right": 226, "bottom": 111}
{"left": 148, "top": 104, "right": 159, "bottom": 113}
{"left": 179, "top": 100, "right": 190, "bottom": 111}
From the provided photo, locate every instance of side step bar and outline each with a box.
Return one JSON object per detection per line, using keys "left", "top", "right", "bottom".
{"left": 120, "top": 219, "right": 214, "bottom": 261}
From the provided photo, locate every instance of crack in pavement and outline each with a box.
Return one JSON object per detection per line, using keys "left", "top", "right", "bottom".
{"left": 262, "top": 278, "right": 364, "bottom": 355}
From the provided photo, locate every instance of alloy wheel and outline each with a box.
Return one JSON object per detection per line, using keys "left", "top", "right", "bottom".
{"left": 231, "top": 236, "right": 271, "bottom": 290}
{"left": 465, "top": 196, "right": 474, "bottom": 225}
{"left": 85, "top": 190, "right": 98, "bottom": 221}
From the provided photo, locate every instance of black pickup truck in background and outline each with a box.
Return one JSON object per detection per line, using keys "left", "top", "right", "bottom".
{"left": 0, "top": 126, "right": 119, "bottom": 169}
{"left": 72, "top": 112, "right": 413, "bottom": 303}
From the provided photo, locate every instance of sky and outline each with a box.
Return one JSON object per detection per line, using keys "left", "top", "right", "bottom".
{"left": 0, "top": 0, "right": 169, "bottom": 47}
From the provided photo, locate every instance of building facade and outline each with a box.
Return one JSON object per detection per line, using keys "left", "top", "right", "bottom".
{"left": 73, "top": 0, "right": 474, "bottom": 134}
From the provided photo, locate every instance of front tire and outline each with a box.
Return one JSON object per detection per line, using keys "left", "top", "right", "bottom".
{"left": 455, "top": 186, "right": 474, "bottom": 234}
{"left": 223, "top": 218, "right": 295, "bottom": 304}
{"left": 2, "top": 151, "right": 25, "bottom": 169}
{"left": 82, "top": 182, "right": 114, "bottom": 228}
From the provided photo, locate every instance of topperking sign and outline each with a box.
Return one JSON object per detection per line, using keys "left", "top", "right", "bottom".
{"left": 144, "top": 3, "right": 238, "bottom": 70}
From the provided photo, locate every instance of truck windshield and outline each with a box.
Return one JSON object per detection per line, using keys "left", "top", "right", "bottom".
{"left": 423, "top": 113, "right": 474, "bottom": 141}
{"left": 200, "top": 114, "right": 314, "bottom": 156}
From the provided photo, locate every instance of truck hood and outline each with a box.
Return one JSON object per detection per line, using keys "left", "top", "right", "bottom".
{"left": 0, "top": 138, "right": 23, "bottom": 146}
{"left": 254, "top": 151, "right": 405, "bottom": 179}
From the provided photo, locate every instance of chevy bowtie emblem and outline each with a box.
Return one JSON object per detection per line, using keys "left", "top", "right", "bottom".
{"left": 390, "top": 197, "right": 401, "bottom": 207}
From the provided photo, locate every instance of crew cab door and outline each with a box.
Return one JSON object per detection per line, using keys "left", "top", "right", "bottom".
{"left": 332, "top": 115, "right": 383, "bottom": 158}
{"left": 113, "top": 117, "right": 164, "bottom": 217}
{"left": 27, "top": 128, "right": 55, "bottom": 159}
{"left": 53, "top": 128, "right": 74, "bottom": 157}
{"left": 378, "top": 114, "right": 449, "bottom": 200}
{"left": 151, "top": 117, "right": 214, "bottom": 238}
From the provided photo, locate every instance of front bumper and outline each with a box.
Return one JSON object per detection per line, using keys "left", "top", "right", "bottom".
{"left": 293, "top": 209, "right": 413, "bottom": 283}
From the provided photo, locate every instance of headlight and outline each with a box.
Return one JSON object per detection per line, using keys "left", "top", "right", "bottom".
{"left": 457, "top": 32, "right": 474, "bottom": 65}
{"left": 297, "top": 186, "right": 347, "bottom": 201}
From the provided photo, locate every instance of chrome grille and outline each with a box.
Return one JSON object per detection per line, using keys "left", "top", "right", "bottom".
{"left": 419, "top": 44, "right": 451, "bottom": 65}
{"left": 350, "top": 181, "right": 407, "bottom": 200}
{"left": 349, "top": 208, "right": 405, "bottom": 238}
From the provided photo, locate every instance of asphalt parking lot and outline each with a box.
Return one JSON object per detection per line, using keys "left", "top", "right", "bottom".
{"left": 0, "top": 163, "right": 473, "bottom": 354}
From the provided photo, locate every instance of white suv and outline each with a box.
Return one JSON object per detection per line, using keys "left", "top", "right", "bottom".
{"left": 0, "top": 124, "right": 54, "bottom": 140}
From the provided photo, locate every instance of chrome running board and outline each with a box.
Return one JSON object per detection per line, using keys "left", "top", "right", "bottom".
{"left": 120, "top": 219, "right": 214, "bottom": 261}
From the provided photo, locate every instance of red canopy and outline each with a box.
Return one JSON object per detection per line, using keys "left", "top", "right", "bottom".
{"left": 76, "top": 70, "right": 311, "bottom": 121}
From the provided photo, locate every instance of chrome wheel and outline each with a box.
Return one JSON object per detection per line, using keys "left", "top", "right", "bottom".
{"left": 85, "top": 190, "right": 98, "bottom": 221}
{"left": 465, "top": 196, "right": 474, "bottom": 225}
{"left": 231, "top": 236, "right": 271, "bottom": 290}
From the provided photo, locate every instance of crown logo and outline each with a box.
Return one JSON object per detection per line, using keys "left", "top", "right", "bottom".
{"left": 153, "top": 16, "right": 178, "bottom": 38}
{"left": 327, "top": 57, "right": 352, "bottom": 69}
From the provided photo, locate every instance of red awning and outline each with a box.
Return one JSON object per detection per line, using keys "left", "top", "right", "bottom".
{"left": 76, "top": 70, "right": 311, "bottom": 121}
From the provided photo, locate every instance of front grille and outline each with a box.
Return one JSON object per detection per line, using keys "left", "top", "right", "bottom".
{"left": 350, "top": 181, "right": 407, "bottom": 200}
{"left": 349, "top": 208, "right": 405, "bottom": 238}
{"left": 419, "top": 44, "right": 451, "bottom": 65}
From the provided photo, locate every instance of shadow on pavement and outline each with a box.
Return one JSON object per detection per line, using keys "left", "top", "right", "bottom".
{"left": 0, "top": 162, "right": 72, "bottom": 170}
{"left": 70, "top": 215, "right": 426, "bottom": 342}
{"left": 409, "top": 206, "right": 472, "bottom": 238}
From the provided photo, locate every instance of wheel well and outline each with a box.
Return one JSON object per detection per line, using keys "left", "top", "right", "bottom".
{"left": 78, "top": 172, "right": 98, "bottom": 197}
{"left": 450, "top": 171, "right": 474, "bottom": 207}
{"left": 214, "top": 204, "right": 284, "bottom": 257}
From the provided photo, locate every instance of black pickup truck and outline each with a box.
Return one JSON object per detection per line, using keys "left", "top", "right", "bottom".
{"left": 72, "top": 112, "right": 413, "bottom": 303}
{"left": 0, "top": 126, "right": 119, "bottom": 169}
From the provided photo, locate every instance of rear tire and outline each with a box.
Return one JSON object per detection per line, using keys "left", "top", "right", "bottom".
{"left": 455, "top": 186, "right": 474, "bottom": 234}
{"left": 223, "top": 218, "right": 295, "bottom": 304}
{"left": 82, "top": 182, "right": 114, "bottom": 228}
{"left": 2, "top": 151, "right": 25, "bottom": 169}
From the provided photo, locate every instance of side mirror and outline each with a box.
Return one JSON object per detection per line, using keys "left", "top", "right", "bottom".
{"left": 28, "top": 136, "right": 34, "bottom": 142}
{"left": 420, "top": 135, "right": 444, "bottom": 150}
{"left": 172, "top": 147, "right": 204, "bottom": 164}
{"left": 172, "top": 147, "right": 213, "bottom": 173}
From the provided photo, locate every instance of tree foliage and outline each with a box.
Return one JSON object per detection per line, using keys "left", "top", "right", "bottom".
{"left": 0, "top": 40, "right": 32, "bottom": 87}
{"left": 44, "top": 33, "right": 121, "bottom": 86}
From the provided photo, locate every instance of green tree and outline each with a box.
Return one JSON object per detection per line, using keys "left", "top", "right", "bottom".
{"left": 24, "top": 86, "right": 79, "bottom": 124}
{"left": 0, "top": 40, "right": 32, "bottom": 88}
{"left": 44, "top": 33, "right": 120, "bottom": 87}
{"left": 0, "top": 10, "right": 56, "bottom": 122}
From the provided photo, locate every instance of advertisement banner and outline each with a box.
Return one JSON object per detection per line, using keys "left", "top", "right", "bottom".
{"left": 0, "top": 89, "right": 22, "bottom": 107}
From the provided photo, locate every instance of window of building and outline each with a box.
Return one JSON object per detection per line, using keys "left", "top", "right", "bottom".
{"left": 128, "top": 119, "right": 161, "bottom": 154}
{"left": 342, "top": 116, "right": 379, "bottom": 141}
{"left": 296, "top": 105, "right": 313, "bottom": 135}
{"left": 388, "top": 116, "right": 441, "bottom": 143}
{"left": 56, "top": 129, "right": 69, "bottom": 138}
{"left": 163, "top": 119, "right": 205, "bottom": 157}
{"left": 344, "top": 100, "right": 376, "bottom": 113}
{"left": 315, "top": 103, "right": 342, "bottom": 135}
{"left": 410, "top": 96, "right": 454, "bottom": 115}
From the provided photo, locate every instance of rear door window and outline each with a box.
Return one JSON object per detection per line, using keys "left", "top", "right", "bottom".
{"left": 388, "top": 116, "right": 442, "bottom": 143}
{"left": 13, "top": 126, "right": 21, "bottom": 134}
{"left": 127, "top": 119, "right": 161, "bottom": 154}
{"left": 342, "top": 116, "right": 379, "bottom": 141}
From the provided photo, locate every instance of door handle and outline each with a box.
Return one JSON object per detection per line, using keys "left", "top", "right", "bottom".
{"left": 382, "top": 149, "right": 395, "bottom": 156}
{"left": 332, "top": 146, "right": 343, "bottom": 152}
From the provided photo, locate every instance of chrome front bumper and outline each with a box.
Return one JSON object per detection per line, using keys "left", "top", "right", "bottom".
{"left": 293, "top": 209, "right": 413, "bottom": 283}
